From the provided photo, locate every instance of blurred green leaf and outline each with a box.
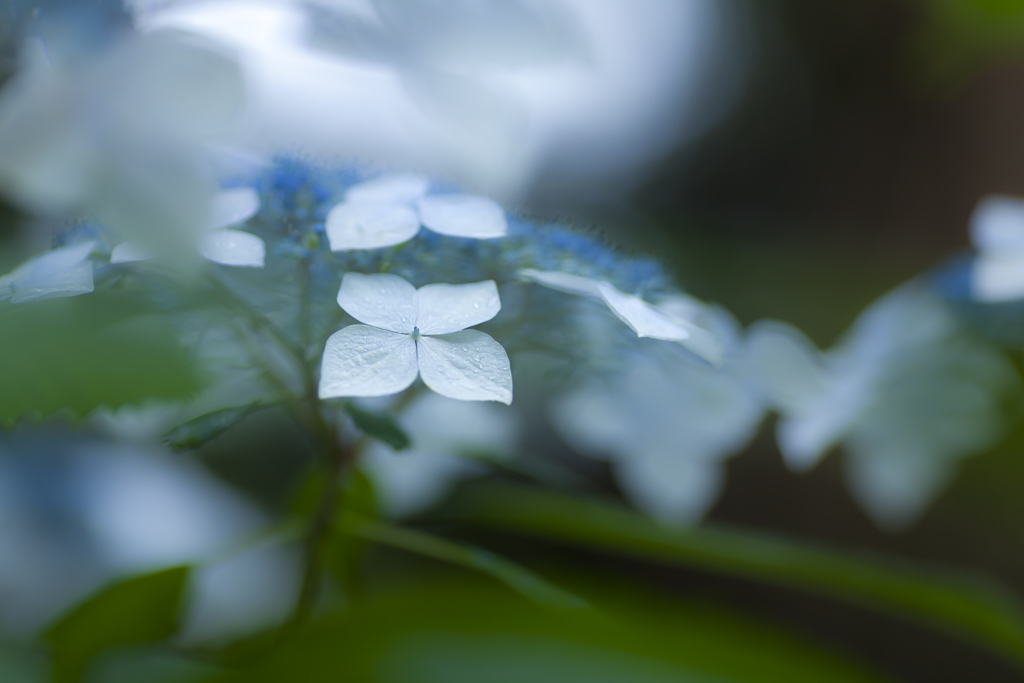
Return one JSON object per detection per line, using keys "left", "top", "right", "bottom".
{"left": 163, "top": 402, "right": 270, "bottom": 451}
{"left": 339, "top": 516, "right": 588, "bottom": 610}
{"left": 209, "top": 580, "right": 884, "bottom": 683}
{"left": 0, "top": 642, "right": 47, "bottom": 683}
{"left": 912, "top": 0, "right": 1024, "bottom": 90}
{"left": 43, "top": 566, "right": 190, "bottom": 683}
{"left": 0, "top": 293, "right": 204, "bottom": 424}
{"left": 345, "top": 402, "right": 412, "bottom": 451}
{"left": 86, "top": 647, "right": 219, "bottom": 683}
{"left": 440, "top": 482, "right": 1024, "bottom": 669}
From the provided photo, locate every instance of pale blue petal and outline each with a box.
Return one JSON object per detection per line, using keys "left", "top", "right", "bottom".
{"left": 970, "top": 195, "right": 1024, "bottom": 253}
{"left": 615, "top": 456, "right": 724, "bottom": 526}
{"left": 9, "top": 241, "right": 95, "bottom": 304}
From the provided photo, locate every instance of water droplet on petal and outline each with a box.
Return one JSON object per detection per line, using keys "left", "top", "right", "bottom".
{"left": 473, "top": 302, "right": 480, "bottom": 309}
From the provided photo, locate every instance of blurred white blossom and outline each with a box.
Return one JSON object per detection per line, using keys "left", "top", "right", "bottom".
{"left": 360, "top": 393, "right": 519, "bottom": 518}
{"left": 320, "top": 273, "right": 512, "bottom": 403}
{"left": 111, "top": 187, "right": 265, "bottom": 267}
{"left": 326, "top": 173, "right": 506, "bottom": 251}
{"left": 0, "top": 27, "right": 245, "bottom": 263}
{"left": 134, "top": 0, "right": 744, "bottom": 201}
{"left": 969, "top": 195, "right": 1024, "bottom": 302}
{"left": 553, "top": 300, "right": 762, "bottom": 524}
{"left": 519, "top": 268, "right": 723, "bottom": 364}
{"left": 0, "top": 241, "right": 95, "bottom": 305}
{"left": 0, "top": 441, "right": 296, "bottom": 640}
{"left": 747, "top": 283, "right": 1020, "bottom": 529}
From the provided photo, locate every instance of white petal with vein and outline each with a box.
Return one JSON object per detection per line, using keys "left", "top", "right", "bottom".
{"left": 337, "top": 273, "right": 417, "bottom": 334}
{"left": 597, "top": 282, "right": 690, "bottom": 341}
{"left": 417, "top": 330, "right": 512, "bottom": 404}
{"left": 326, "top": 202, "right": 421, "bottom": 250}
{"left": 210, "top": 187, "right": 259, "bottom": 230}
{"left": 198, "top": 229, "right": 265, "bottom": 267}
{"left": 518, "top": 269, "right": 602, "bottom": 297}
{"left": 344, "top": 174, "right": 430, "bottom": 204}
{"left": 415, "top": 280, "right": 501, "bottom": 335}
{"left": 417, "top": 194, "right": 507, "bottom": 239}
{"left": 319, "top": 325, "right": 418, "bottom": 398}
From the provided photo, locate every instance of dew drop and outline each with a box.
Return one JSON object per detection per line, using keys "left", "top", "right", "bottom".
{"left": 473, "top": 302, "right": 480, "bottom": 309}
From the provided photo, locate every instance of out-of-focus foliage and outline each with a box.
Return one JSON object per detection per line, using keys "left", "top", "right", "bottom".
{"left": 913, "top": 0, "right": 1024, "bottom": 88}
{"left": 439, "top": 481, "right": 1024, "bottom": 670}
{"left": 210, "top": 581, "right": 885, "bottom": 683}
{"left": 0, "top": 293, "right": 203, "bottom": 424}
{"left": 43, "top": 566, "right": 189, "bottom": 683}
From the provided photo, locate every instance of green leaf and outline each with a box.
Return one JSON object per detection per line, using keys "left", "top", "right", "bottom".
{"left": 440, "top": 482, "right": 1024, "bottom": 669}
{"left": 0, "top": 293, "right": 204, "bottom": 424}
{"left": 344, "top": 402, "right": 411, "bottom": 451}
{"left": 43, "top": 566, "right": 191, "bottom": 683}
{"left": 338, "top": 516, "right": 588, "bottom": 610}
{"left": 208, "top": 580, "right": 885, "bottom": 683}
{"left": 163, "top": 402, "right": 270, "bottom": 450}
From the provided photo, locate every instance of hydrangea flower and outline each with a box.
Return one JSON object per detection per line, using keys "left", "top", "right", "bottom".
{"left": 553, "top": 299, "right": 763, "bottom": 524}
{"left": 359, "top": 394, "right": 519, "bottom": 518}
{"left": 111, "top": 187, "right": 264, "bottom": 267}
{"left": 0, "top": 241, "right": 96, "bottom": 305}
{"left": 319, "top": 273, "right": 512, "bottom": 403}
{"left": 325, "top": 174, "right": 507, "bottom": 251}
{"left": 518, "top": 268, "right": 723, "bottom": 364}
{"left": 747, "top": 283, "right": 1019, "bottom": 529}
{"left": 968, "top": 195, "right": 1024, "bottom": 302}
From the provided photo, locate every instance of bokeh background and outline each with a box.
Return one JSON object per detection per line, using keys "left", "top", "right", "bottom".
{"left": 4, "top": 1, "right": 1024, "bottom": 682}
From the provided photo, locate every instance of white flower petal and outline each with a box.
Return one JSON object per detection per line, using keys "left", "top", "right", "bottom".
{"left": 8, "top": 241, "right": 95, "bottom": 304}
{"left": 417, "top": 330, "right": 512, "bottom": 404}
{"left": 416, "top": 194, "right": 507, "bottom": 239}
{"left": 415, "top": 280, "right": 501, "bottom": 335}
{"left": 972, "top": 253, "right": 1024, "bottom": 302}
{"left": 198, "top": 229, "right": 265, "bottom": 268}
{"left": 596, "top": 283, "right": 689, "bottom": 342}
{"left": 844, "top": 446, "right": 954, "bottom": 532}
{"left": 344, "top": 173, "right": 430, "bottom": 204}
{"left": 318, "top": 325, "right": 418, "bottom": 399}
{"left": 337, "top": 273, "right": 417, "bottom": 334}
{"left": 970, "top": 195, "right": 1024, "bottom": 253}
{"left": 110, "top": 241, "right": 153, "bottom": 264}
{"left": 362, "top": 446, "right": 479, "bottom": 518}
{"left": 615, "top": 456, "right": 724, "bottom": 526}
{"left": 599, "top": 283, "right": 725, "bottom": 363}
{"left": 518, "top": 269, "right": 602, "bottom": 297}
{"left": 210, "top": 187, "right": 259, "bottom": 230}
{"left": 744, "top": 321, "right": 829, "bottom": 413}
{"left": 325, "top": 202, "right": 421, "bottom": 250}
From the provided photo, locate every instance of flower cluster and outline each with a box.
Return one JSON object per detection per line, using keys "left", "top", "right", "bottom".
{"left": 5, "top": 158, "right": 1021, "bottom": 531}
